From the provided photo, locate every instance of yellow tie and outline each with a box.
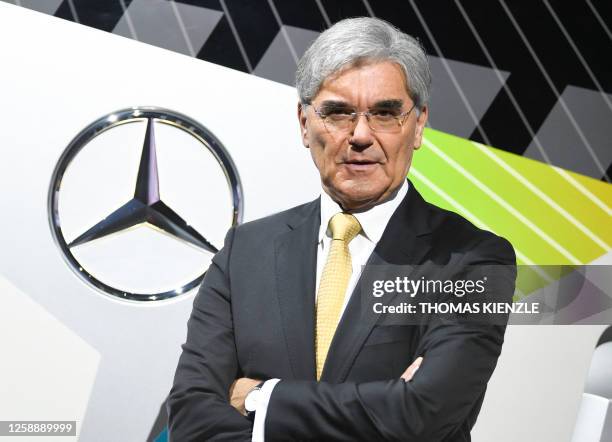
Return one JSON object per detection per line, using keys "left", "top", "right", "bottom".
{"left": 315, "top": 213, "right": 361, "bottom": 380}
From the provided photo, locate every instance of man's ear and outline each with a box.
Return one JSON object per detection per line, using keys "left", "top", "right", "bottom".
{"left": 413, "top": 105, "right": 428, "bottom": 150}
{"left": 297, "top": 103, "right": 309, "bottom": 148}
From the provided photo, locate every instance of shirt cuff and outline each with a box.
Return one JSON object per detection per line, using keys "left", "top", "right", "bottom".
{"left": 251, "top": 378, "right": 281, "bottom": 442}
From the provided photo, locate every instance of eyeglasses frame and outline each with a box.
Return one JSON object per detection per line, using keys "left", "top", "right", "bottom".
{"left": 305, "top": 102, "right": 418, "bottom": 133}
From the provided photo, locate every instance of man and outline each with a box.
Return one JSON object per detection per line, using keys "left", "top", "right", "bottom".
{"left": 168, "top": 17, "right": 516, "bottom": 441}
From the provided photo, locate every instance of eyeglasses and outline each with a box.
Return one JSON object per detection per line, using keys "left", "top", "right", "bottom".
{"left": 307, "top": 102, "right": 417, "bottom": 133}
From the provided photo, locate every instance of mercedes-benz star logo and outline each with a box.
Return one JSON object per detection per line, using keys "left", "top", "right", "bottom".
{"left": 48, "top": 107, "right": 243, "bottom": 301}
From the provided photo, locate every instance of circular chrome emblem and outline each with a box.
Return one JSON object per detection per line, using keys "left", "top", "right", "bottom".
{"left": 48, "top": 107, "right": 243, "bottom": 301}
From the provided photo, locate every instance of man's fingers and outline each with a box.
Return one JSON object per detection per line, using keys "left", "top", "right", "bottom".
{"left": 229, "top": 377, "right": 262, "bottom": 416}
{"left": 230, "top": 395, "right": 246, "bottom": 416}
{"left": 229, "top": 379, "right": 247, "bottom": 415}
{"left": 400, "top": 356, "right": 423, "bottom": 382}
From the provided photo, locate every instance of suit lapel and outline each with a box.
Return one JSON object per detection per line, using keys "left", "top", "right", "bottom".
{"left": 274, "top": 199, "right": 320, "bottom": 380}
{"left": 321, "top": 182, "right": 433, "bottom": 383}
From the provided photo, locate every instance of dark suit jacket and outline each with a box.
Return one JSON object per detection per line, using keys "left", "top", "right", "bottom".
{"left": 167, "top": 181, "right": 517, "bottom": 441}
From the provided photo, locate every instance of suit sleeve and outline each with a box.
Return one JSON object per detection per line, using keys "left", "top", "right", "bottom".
{"left": 265, "top": 235, "right": 517, "bottom": 442}
{"left": 167, "top": 227, "right": 252, "bottom": 442}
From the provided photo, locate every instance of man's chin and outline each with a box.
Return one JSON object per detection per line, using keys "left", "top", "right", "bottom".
{"left": 329, "top": 186, "right": 387, "bottom": 211}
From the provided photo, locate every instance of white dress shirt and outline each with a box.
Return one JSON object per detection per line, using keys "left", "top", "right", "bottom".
{"left": 251, "top": 180, "right": 409, "bottom": 442}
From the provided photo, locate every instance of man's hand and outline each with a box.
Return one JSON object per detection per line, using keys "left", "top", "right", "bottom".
{"left": 230, "top": 377, "right": 262, "bottom": 415}
{"left": 401, "top": 357, "right": 423, "bottom": 382}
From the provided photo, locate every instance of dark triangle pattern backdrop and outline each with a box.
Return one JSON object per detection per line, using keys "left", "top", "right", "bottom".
{"left": 6, "top": 0, "right": 612, "bottom": 181}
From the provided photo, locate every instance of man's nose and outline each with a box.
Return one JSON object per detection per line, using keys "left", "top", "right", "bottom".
{"left": 349, "top": 114, "right": 374, "bottom": 149}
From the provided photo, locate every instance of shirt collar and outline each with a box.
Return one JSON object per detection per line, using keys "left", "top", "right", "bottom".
{"left": 318, "top": 179, "right": 409, "bottom": 245}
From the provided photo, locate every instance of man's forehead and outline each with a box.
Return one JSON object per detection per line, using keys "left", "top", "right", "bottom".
{"left": 315, "top": 61, "right": 411, "bottom": 104}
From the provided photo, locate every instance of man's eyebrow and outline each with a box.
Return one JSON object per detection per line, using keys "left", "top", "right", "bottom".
{"left": 371, "top": 99, "right": 404, "bottom": 109}
{"left": 319, "top": 100, "right": 351, "bottom": 108}
{"left": 318, "top": 99, "right": 404, "bottom": 109}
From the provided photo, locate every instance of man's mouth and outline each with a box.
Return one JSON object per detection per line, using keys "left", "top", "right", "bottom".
{"left": 343, "top": 160, "right": 379, "bottom": 171}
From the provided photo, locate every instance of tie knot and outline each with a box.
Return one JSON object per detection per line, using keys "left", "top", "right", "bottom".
{"left": 329, "top": 213, "right": 361, "bottom": 242}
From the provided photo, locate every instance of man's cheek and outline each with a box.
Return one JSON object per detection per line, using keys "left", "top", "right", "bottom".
{"left": 312, "top": 130, "right": 330, "bottom": 148}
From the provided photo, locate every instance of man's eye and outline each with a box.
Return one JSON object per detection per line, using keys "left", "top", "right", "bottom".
{"left": 371, "top": 110, "right": 399, "bottom": 118}
{"left": 324, "top": 109, "right": 353, "bottom": 116}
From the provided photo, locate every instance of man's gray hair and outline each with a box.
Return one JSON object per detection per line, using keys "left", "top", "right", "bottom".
{"left": 296, "top": 17, "right": 431, "bottom": 109}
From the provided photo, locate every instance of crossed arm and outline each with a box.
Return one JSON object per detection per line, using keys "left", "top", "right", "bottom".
{"left": 167, "top": 228, "right": 516, "bottom": 441}
{"left": 228, "top": 357, "right": 423, "bottom": 416}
